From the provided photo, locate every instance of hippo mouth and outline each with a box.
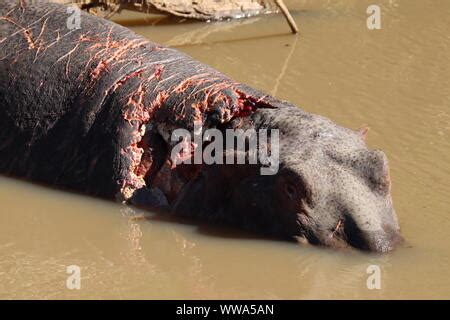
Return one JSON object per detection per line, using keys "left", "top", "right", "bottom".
{"left": 296, "top": 212, "right": 403, "bottom": 253}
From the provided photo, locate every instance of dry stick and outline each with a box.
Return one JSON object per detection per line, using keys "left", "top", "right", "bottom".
{"left": 274, "top": 0, "right": 299, "bottom": 34}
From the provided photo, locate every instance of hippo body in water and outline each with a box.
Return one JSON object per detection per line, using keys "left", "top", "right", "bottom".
{"left": 0, "top": 1, "right": 401, "bottom": 252}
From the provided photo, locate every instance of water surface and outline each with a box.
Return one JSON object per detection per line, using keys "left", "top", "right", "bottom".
{"left": 1, "top": 0, "right": 449, "bottom": 299}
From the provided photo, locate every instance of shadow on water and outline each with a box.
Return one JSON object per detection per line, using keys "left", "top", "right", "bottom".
{"left": 0, "top": 173, "right": 286, "bottom": 243}
{"left": 126, "top": 205, "right": 290, "bottom": 242}
{"left": 112, "top": 10, "right": 310, "bottom": 47}
{"left": 113, "top": 13, "right": 199, "bottom": 27}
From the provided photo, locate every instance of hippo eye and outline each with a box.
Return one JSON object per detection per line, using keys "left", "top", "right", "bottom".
{"left": 285, "top": 183, "right": 297, "bottom": 200}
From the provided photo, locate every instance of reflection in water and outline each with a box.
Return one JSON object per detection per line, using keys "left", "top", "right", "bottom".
{"left": 163, "top": 18, "right": 263, "bottom": 47}
{"left": 0, "top": 0, "right": 449, "bottom": 299}
{"left": 120, "top": 207, "right": 148, "bottom": 266}
{"left": 171, "top": 230, "right": 216, "bottom": 298}
{"left": 114, "top": 11, "right": 294, "bottom": 47}
{"left": 271, "top": 34, "right": 299, "bottom": 96}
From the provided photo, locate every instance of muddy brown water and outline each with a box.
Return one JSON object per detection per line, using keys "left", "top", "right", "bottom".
{"left": 1, "top": 0, "right": 449, "bottom": 299}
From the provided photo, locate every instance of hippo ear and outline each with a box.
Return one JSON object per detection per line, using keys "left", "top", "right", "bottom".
{"left": 357, "top": 126, "right": 370, "bottom": 140}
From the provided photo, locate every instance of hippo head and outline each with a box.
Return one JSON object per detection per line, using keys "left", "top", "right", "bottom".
{"left": 219, "top": 106, "right": 402, "bottom": 253}
{"left": 171, "top": 103, "right": 402, "bottom": 253}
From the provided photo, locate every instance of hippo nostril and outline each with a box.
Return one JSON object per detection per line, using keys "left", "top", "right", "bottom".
{"left": 364, "top": 229, "right": 403, "bottom": 253}
{"left": 378, "top": 223, "right": 404, "bottom": 250}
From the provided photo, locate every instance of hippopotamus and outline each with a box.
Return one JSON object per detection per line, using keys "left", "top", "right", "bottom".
{"left": 0, "top": 1, "right": 402, "bottom": 252}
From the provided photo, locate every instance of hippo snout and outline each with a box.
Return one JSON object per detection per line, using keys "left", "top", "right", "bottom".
{"left": 341, "top": 215, "right": 403, "bottom": 253}
{"left": 364, "top": 226, "right": 403, "bottom": 253}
